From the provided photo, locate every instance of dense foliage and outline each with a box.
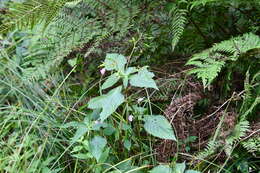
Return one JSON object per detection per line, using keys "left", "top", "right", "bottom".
{"left": 0, "top": 0, "right": 259, "bottom": 172}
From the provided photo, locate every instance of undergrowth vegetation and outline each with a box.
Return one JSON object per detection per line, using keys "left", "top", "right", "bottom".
{"left": 0, "top": 0, "right": 259, "bottom": 172}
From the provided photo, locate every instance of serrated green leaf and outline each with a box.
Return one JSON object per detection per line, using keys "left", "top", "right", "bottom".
{"left": 88, "top": 86, "right": 124, "bottom": 121}
{"left": 89, "top": 136, "right": 107, "bottom": 162}
{"left": 104, "top": 53, "right": 127, "bottom": 71}
{"left": 122, "top": 67, "right": 138, "bottom": 88}
{"left": 129, "top": 67, "right": 158, "bottom": 89}
{"left": 101, "top": 73, "right": 120, "bottom": 90}
{"left": 149, "top": 165, "right": 172, "bottom": 173}
{"left": 144, "top": 115, "right": 176, "bottom": 140}
{"left": 187, "top": 59, "right": 225, "bottom": 87}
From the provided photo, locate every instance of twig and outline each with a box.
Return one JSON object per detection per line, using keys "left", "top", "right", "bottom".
{"left": 197, "top": 90, "right": 245, "bottom": 122}
{"left": 241, "top": 129, "right": 260, "bottom": 142}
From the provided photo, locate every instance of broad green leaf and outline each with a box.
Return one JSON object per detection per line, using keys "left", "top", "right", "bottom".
{"left": 101, "top": 73, "right": 120, "bottom": 90}
{"left": 174, "top": 162, "right": 186, "bottom": 173}
{"left": 89, "top": 136, "right": 107, "bottom": 162}
{"left": 93, "top": 122, "right": 107, "bottom": 131}
{"left": 123, "top": 139, "right": 131, "bottom": 151}
{"left": 129, "top": 67, "right": 158, "bottom": 90}
{"left": 71, "top": 146, "right": 83, "bottom": 153}
{"left": 103, "top": 126, "right": 116, "bottom": 135}
{"left": 115, "top": 160, "right": 142, "bottom": 173}
{"left": 63, "top": 121, "right": 81, "bottom": 128}
{"left": 88, "top": 86, "right": 125, "bottom": 121}
{"left": 125, "top": 67, "right": 138, "bottom": 75}
{"left": 71, "top": 124, "right": 89, "bottom": 142}
{"left": 133, "top": 105, "right": 147, "bottom": 115}
{"left": 104, "top": 53, "right": 127, "bottom": 71}
{"left": 149, "top": 165, "right": 172, "bottom": 173}
{"left": 117, "top": 160, "right": 132, "bottom": 172}
{"left": 72, "top": 153, "right": 92, "bottom": 160}
{"left": 90, "top": 109, "right": 102, "bottom": 120}
{"left": 63, "top": 122, "right": 89, "bottom": 142}
{"left": 68, "top": 58, "right": 77, "bottom": 67}
{"left": 98, "top": 147, "right": 110, "bottom": 163}
{"left": 122, "top": 123, "right": 131, "bottom": 130}
{"left": 123, "top": 76, "right": 128, "bottom": 88}
{"left": 122, "top": 67, "right": 138, "bottom": 88}
{"left": 185, "top": 170, "right": 201, "bottom": 173}
{"left": 144, "top": 115, "right": 176, "bottom": 140}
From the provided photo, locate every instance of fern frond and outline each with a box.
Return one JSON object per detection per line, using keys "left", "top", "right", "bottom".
{"left": 242, "top": 137, "right": 260, "bottom": 154}
{"left": 227, "top": 120, "right": 249, "bottom": 143}
{"left": 186, "top": 33, "right": 260, "bottom": 87}
{"left": 239, "top": 70, "right": 260, "bottom": 119}
{"left": 240, "top": 97, "right": 260, "bottom": 119}
{"left": 224, "top": 120, "right": 250, "bottom": 156}
{"left": 188, "top": 57, "right": 225, "bottom": 87}
{"left": 1, "top": 0, "right": 139, "bottom": 82}
{"left": 170, "top": 5, "right": 187, "bottom": 51}
{"left": 0, "top": 0, "right": 75, "bottom": 33}
{"left": 196, "top": 140, "right": 220, "bottom": 159}
{"left": 190, "top": 0, "right": 219, "bottom": 9}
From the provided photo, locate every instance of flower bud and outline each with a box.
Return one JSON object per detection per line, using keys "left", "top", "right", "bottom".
{"left": 128, "top": 115, "right": 134, "bottom": 122}
{"left": 100, "top": 68, "right": 106, "bottom": 75}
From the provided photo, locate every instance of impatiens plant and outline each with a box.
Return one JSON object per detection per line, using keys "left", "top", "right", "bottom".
{"left": 87, "top": 53, "right": 176, "bottom": 140}
{"left": 67, "top": 53, "right": 176, "bottom": 171}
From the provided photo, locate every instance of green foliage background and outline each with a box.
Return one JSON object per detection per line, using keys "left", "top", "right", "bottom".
{"left": 0, "top": 0, "right": 259, "bottom": 172}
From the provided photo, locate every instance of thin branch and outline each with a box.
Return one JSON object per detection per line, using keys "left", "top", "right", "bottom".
{"left": 241, "top": 129, "right": 260, "bottom": 142}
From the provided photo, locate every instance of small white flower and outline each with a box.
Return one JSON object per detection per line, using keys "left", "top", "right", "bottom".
{"left": 94, "top": 120, "right": 100, "bottom": 124}
{"left": 128, "top": 115, "right": 134, "bottom": 122}
{"left": 100, "top": 68, "right": 106, "bottom": 75}
{"left": 137, "top": 97, "right": 144, "bottom": 103}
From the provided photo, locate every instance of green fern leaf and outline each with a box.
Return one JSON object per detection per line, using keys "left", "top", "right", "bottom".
{"left": 186, "top": 33, "right": 260, "bottom": 87}
{"left": 170, "top": 5, "right": 187, "bottom": 51}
